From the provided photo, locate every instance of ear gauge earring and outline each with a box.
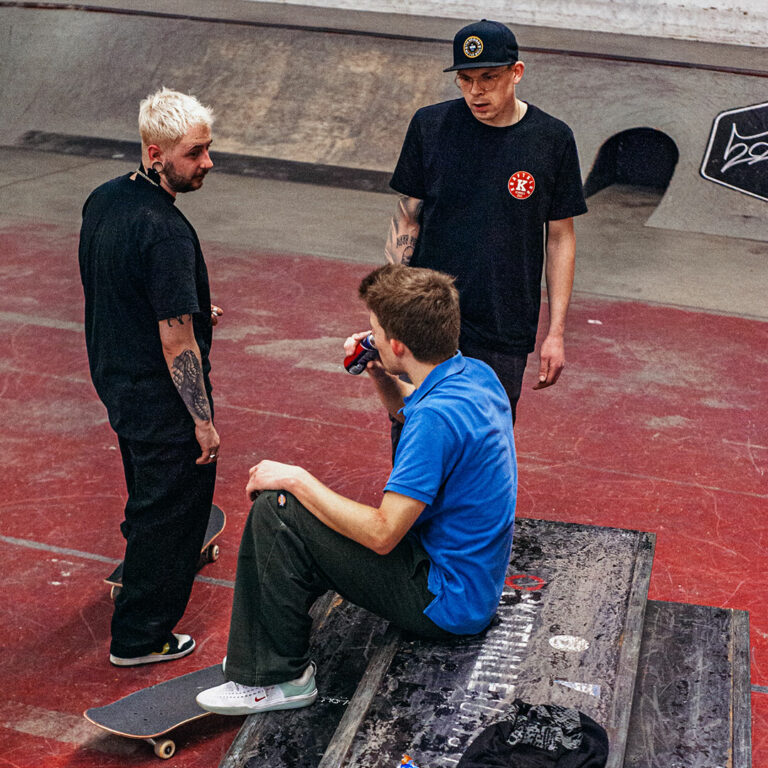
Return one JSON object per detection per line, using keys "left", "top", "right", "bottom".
{"left": 148, "top": 161, "right": 163, "bottom": 185}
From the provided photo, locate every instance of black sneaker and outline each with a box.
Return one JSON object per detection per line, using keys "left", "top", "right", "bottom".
{"left": 109, "top": 633, "right": 195, "bottom": 667}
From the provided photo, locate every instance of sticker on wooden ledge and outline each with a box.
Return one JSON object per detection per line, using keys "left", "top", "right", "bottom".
{"left": 549, "top": 634, "right": 590, "bottom": 652}
{"left": 555, "top": 679, "right": 602, "bottom": 698}
{"left": 504, "top": 573, "right": 547, "bottom": 591}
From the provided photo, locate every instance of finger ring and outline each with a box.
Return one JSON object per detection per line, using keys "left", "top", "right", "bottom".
{"left": 210, "top": 453, "right": 217, "bottom": 458}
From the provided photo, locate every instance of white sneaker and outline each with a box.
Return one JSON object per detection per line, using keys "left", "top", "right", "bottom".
{"left": 196, "top": 662, "right": 317, "bottom": 715}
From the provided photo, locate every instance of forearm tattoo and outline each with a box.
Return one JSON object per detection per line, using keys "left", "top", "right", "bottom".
{"left": 171, "top": 349, "right": 211, "bottom": 421}
{"left": 385, "top": 196, "right": 423, "bottom": 265}
{"left": 396, "top": 234, "right": 418, "bottom": 263}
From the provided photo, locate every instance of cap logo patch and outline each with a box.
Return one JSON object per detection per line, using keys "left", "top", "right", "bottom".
{"left": 463, "top": 36, "right": 483, "bottom": 58}
{"left": 508, "top": 171, "right": 535, "bottom": 199}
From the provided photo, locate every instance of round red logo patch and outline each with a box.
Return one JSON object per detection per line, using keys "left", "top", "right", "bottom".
{"left": 508, "top": 171, "right": 535, "bottom": 199}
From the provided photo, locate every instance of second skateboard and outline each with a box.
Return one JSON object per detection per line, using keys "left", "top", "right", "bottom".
{"left": 105, "top": 504, "right": 226, "bottom": 600}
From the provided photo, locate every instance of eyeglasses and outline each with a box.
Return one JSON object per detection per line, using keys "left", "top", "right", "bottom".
{"left": 454, "top": 68, "right": 511, "bottom": 93}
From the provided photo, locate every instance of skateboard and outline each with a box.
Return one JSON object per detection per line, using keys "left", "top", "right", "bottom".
{"left": 105, "top": 504, "right": 226, "bottom": 600}
{"left": 84, "top": 663, "right": 226, "bottom": 759}
{"left": 85, "top": 595, "right": 393, "bottom": 761}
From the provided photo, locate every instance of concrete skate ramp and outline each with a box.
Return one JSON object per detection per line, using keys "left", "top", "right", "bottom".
{"left": 1, "top": 2, "right": 766, "bottom": 241}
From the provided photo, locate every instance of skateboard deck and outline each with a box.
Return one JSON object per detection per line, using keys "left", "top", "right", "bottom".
{"left": 105, "top": 504, "right": 226, "bottom": 598}
{"left": 84, "top": 663, "right": 226, "bottom": 759}
{"left": 86, "top": 594, "right": 391, "bottom": 762}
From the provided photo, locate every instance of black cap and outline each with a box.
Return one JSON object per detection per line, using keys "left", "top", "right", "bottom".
{"left": 444, "top": 19, "right": 519, "bottom": 72}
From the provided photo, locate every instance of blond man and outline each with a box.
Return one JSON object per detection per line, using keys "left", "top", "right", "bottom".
{"left": 79, "top": 87, "right": 221, "bottom": 666}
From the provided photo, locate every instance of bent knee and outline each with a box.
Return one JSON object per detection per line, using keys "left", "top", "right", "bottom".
{"left": 249, "top": 490, "right": 298, "bottom": 527}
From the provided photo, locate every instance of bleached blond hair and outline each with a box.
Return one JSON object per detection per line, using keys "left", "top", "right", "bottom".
{"left": 138, "top": 87, "right": 214, "bottom": 147}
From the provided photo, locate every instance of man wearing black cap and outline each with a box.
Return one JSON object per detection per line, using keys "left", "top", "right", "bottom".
{"left": 386, "top": 19, "right": 587, "bottom": 423}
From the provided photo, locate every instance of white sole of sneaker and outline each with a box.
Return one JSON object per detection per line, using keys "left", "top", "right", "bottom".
{"left": 109, "top": 650, "right": 194, "bottom": 666}
{"left": 198, "top": 689, "right": 318, "bottom": 716}
{"left": 109, "top": 639, "right": 195, "bottom": 667}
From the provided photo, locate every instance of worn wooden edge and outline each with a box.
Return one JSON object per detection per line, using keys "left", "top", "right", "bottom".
{"left": 606, "top": 531, "right": 656, "bottom": 768}
{"left": 731, "top": 608, "right": 752, "bottom": 768}
{"left": 316, "top": 624, "right": 401, "bottom": 768}
{"left": 218, "top": 706, "right": 290, "bottom": 767}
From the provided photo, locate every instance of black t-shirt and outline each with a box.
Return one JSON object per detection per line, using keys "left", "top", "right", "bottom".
{"left": 79, "top": 173, "right": 213, "bottom": 442}
{"left": 391, "top": 99, "right": 587, "bottom": 354}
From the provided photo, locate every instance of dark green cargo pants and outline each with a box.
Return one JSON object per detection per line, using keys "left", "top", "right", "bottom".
{"left": 225, "top": 490, "right": 453, "bottom": 686}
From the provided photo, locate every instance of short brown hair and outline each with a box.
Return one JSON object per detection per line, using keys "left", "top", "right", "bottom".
{"left": 359, "top": 264, "right": 460, "bottom": 363}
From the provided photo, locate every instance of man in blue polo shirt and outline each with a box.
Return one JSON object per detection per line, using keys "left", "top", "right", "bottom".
{"left": 197, "top": 264, "right": 517, "bottom": 715}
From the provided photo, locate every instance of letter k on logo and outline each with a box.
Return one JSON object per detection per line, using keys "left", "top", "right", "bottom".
{"left": 508, "top": 171, "right": 535, "bottom": 199}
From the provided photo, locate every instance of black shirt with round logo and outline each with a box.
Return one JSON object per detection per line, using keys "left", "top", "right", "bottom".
{"left": 79, "top": 173, "right": 213, "bottom": 443}
{"left": 390, "top": 99, "right": 587, "bottom": 354}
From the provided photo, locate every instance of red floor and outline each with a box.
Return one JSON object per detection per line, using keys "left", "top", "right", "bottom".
{"left": 1, "top": 222, "right": 765, "bottom": 766}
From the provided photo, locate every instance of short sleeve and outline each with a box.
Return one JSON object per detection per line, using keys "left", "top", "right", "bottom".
{"left": 390, "top": 113, "right": 427, "bottom": 200}
{"left": 144, "top": 236, "right": 201, "bottom": 321}
{"left": 547, "top": 130, "right": 589, "bottom": 221}
{"left": 384, "top": 407, "right": 458, "bottom": 505}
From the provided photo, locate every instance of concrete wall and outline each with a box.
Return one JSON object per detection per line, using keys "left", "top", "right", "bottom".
{"left": 2, "top": 4, "right": 766, "bottom": 242}
{"left": 247, "top": 0, "right": 768, "bottom": 47}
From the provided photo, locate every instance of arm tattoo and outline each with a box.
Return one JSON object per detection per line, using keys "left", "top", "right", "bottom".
{"left": 395, "top": 234, "right": 417, "bottom": 264}
{"left": 171, "top": 349, "right": 211, "bottom": 421}
{"left": 166, "top": 315, "right": 187, "bottom": 327}
{"left": 385, "top": 195, "right": 423, "bottom": 265}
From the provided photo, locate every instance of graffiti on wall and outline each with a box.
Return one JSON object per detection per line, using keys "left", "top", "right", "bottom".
{"left": 701, "top": 101, "right": 768, "bottom": 203}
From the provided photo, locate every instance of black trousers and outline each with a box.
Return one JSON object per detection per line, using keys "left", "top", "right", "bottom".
{"left": 111, "top": 435, "right": 216, "bottom": 656}
{"left": 225, "top": 491, "right": 453, "bottom": 687}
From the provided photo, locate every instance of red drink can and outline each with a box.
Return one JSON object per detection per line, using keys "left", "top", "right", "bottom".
{"left": 344, "top": 333, "right": 378, "bottom": 374}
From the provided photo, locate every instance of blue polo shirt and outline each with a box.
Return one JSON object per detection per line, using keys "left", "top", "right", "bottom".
{"left": 384, "top": 353, "right": 517, "bottom": 634}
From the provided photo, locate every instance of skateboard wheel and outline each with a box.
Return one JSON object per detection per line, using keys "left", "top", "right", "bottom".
{"left": 153, "top": 739, "right": 175, "bottom": 759}
{"left": 110, "top": 585, "right": 122, "bottom": 601}
{"left": 208, "top": 544, "right": 220, "bottom": 563}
